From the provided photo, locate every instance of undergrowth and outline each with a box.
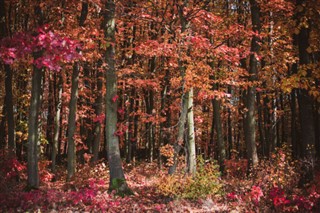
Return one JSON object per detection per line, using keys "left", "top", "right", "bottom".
{"left": 157, "top": 156, "right": 223, "bottom": 199}
{"left": 0, "top": 148, "right": 319, "bottom": 212}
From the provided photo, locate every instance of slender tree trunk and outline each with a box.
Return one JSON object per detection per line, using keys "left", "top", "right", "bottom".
{"left": 209, "top": 62, "right": 226, "bottom": 171}
{"left": 291, "top": 89, "right": 298, "bottom": 157}
{"left": 126, "top": 88, "right": 135, "bottom": 164}
{"left": 52, "top": 74, "right": 62, "bottom": 172}
{"left": 0, "top": 100, "right": 6, "bottom": 149}
{"left": 46, "top": 73, "right": 54, "bottom": 158}
{"left": 145, "top": 89, "right": 155, "bottom": 162}
{"left": 295, "top": 0, "right": 315, "bottom": 184}
{"left": 27, "top": 61, "right": 42, "bottom": 189}
{"left": 80, "top": 63, "right": 93, "bottom": 157}
{"left": 66, "top": 1, "right": 88, "bottom": 181}
{"left": 0, "top": 0, "right": 15, "bottom": 154}
{"left": 92, "top": 63, "right": 103, "bottom": 163}
{"left": 209, "top": 103, "right": 215, "bottom": 159}
{"left": 104, "top": 0, "right": 131, "bottom": 194}
{"left": 133, "top": 96, "right": 139, "bottom": 162}
{"left": 66, "top": 62, "right": 80, "bottom": 181}
{"left": 315, "top": 101, "right": 320, "bottom": 158}
{"left": 169, "top": 90, "right": 187, "bottom": 174}
{"left": 244, "top": 0, "right": 260, "bottom": 168}
{"left": 280, "top": 94, "right": 286, "bottom": 143}
{"left": 169, "top": 0, "right": 194, "bottom": 175}
{"left": 159, "top": 69, "right": 171, "bottom": 168}
{"left": 296, "top": 0, "right": 315, "bottom": 160}
{"left": 147, "top": 56, "right": 156, "bottom": 162}
{"left": 227, "top": 94, "right": 233, "bottom": 158}
{"left": 271, "top": 96, "right": 277, "bottom": 152}
{"left": 4, "top": 64, "right": 15, "bottom": 153}
{"left": 187, "top": 88, "right": 196, "bottom": 174}
{"left": 257, "top": 92, "right": 266, "bottom": 156}
{"left": 213, "top": 96, "right": 225, "bottom": 172}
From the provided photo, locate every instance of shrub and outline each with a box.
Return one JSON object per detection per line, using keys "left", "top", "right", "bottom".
{"left": 252, "top": 145, "right": 300, "bottom": 192}
{"left": 157, "top": 156, "right": 222, "bottom": 199}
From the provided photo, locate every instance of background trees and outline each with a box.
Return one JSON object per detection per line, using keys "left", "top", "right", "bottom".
{"left": 0, "top": 0, "right": 319, "bottom": 194}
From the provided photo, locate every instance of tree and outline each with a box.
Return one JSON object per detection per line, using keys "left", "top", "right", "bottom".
{"left": 104, "top": 0, "right": 132, "bottom": 195}
{"left": 67, "top": 1, "right": 88, "bottom": 182}
{"left": 296, "top": 0, "right": 316, "bottom": 183}
{"left": 169, "top": 0, "right": 196, "bottom": 175}
{"left": 0, "top": 0, "right": 15, "bottom": 154}
{"left": 92, "top": 61, "right": 103, "bottom": 163}
{"left": 243, "top": 0, "right": 260, "bottom": 168}
{"left": 26, "top": 2, "right": 44, "bottom": 189}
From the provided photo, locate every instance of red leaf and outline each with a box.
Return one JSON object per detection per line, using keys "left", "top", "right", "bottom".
{"left": 112, "top": 95, "right": 119, "bottom": 103}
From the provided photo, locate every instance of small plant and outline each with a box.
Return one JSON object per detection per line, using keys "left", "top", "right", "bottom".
{"left": 253, "top": 145, "right": 300, "bottom": 192}
{"left": 157, "top": 156, "right": 222, "bottom": 199}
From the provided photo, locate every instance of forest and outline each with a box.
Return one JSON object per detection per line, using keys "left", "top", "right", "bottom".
{"left": 0, "top": 0, "right": 319, "bottom": 212}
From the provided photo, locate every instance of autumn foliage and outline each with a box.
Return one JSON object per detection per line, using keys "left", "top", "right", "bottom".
{"left": 0, "top": 0, "right": 320, "bottom": 212}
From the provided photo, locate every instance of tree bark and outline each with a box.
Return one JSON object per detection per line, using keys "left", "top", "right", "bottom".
{"left": 244, "top": 0, "right": 260, "bottom": 168}
{"left": 46, "top": 73, "right": 54, "bottom": 158}
{"left": 4, "top": 64, "right": 15, "bottom": 153}
{"left": 187, "top": 88, "right": 196, "bottom": 175}
{"left": 92, "top": 63, "right": 103, "bottom": 163}
{"left": 291, "top": 88, "right": 298, "bottom": 158}
{"left": 0, "top": 0, "right": 15, "bottom": 154}
{"left": 213, "top": 96, "right": 225, "bottom": 172}
{"left": 52, "top": 74, "right": 62, "bottom": 172}
{"left": 66, "top": 62, "right": 80, "bottom": 181}
{"left": 159, "top": 69, "right": 171, "bottom": 168}
{"left": 257, "top": 92, "right": 266, "bottom": 156}
{"left": 27, "top": 61, "right": 42, "bottom": 189}
{"left": 104, "top": 0, "right": 132, "bottom": 195}
{"left": 126, "top": 88, "right": 135, "bottom": 164}
{"left": 66, "top": 1, "right": 88, "bottom": 181}
{"left": 168, "top": 0, "right": 195, "bottom": 175}
{"left": 296, "top": 0, "right": 316, "bottom": 168}
{"left": 0, "top": 100, "right": 6, "bottom": 149}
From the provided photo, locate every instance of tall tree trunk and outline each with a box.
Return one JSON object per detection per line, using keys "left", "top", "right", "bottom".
{"left": 146, "top": 56, "right": 156, "bottom": 162}
{"left": 244, "top": 0, "right": 260, "bottom": 168}
{"left": 92, "top": 63, "right": 103, "bottom": 163}
{"left": 159, "top": 69, "right": 171, "bottom": 168}
{"left": 145, "top": 89, "right": 155, "bottom": 162}
{"left": 257, "top": 92, "right": 266, "bottom": 156}
{"left": 0, "top": 100, "right": 6, "bottom": 149}
{"left": 315, "top": 101, "right": 320, "bottom": 158}
{"left": 52, "top": 74, "right": 62, "bottom": 172}
{"left": 0, "top": 0, "right": 15, "bottom": 154}
{"left": 126, "top": 88, "right": 135, "bottom": 164}
{"left": 27, "top": 60, "right": 42, "bottom": 189}
{"left": 4, "top": 64, "right": 15, "bottom": 153}
{"left": 46, "top": 73, "right": 54, "bottom": 158}
{"left": 209, "top": 61, "right": 226, "bottom": 172}
{"left": 104, "top": 0, "right": 131, "bottom": 195}
{"left": 280, "top": 94, "right": 286, "bottom": 144}
{"left": 271, "top": 96, "right": 278, "bottom": 152}
{"left": 169, "top": 89, "right": 187, "bottom": 174}
{"left": 296, "top": 0, "right": 315, "bottom": 183}
{"left": 187, "top": 88, "right": 196, "bottom": 175}
{"left": 168, "top": 0, "right": 193, "bottom": 175}
{"left": 291, "top": 88, "right": 298, "bottom": 157}
{"left": 80, "top": 63, "right": 93, "bottom": 157}
{"left": 227, "top": 88, "right": 233, "bottom": 159}
{"left": 66, "top": 1, "right": 88, "bottom": 181}
{"left": 66, "top": 62, "right": 80, "bottom": 181}
{"left": 209, "top": 103, "right": 215, "bottom": 159}
{"left": 213, "top": 96, "right": 225, "bottom": 173}
{"left": 26, "top": 1, "right": 44, "bottom": 189}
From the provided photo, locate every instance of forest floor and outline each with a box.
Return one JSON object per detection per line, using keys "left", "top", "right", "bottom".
{"left": 1, "top": 154, "right": 320, "bottom": 212}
